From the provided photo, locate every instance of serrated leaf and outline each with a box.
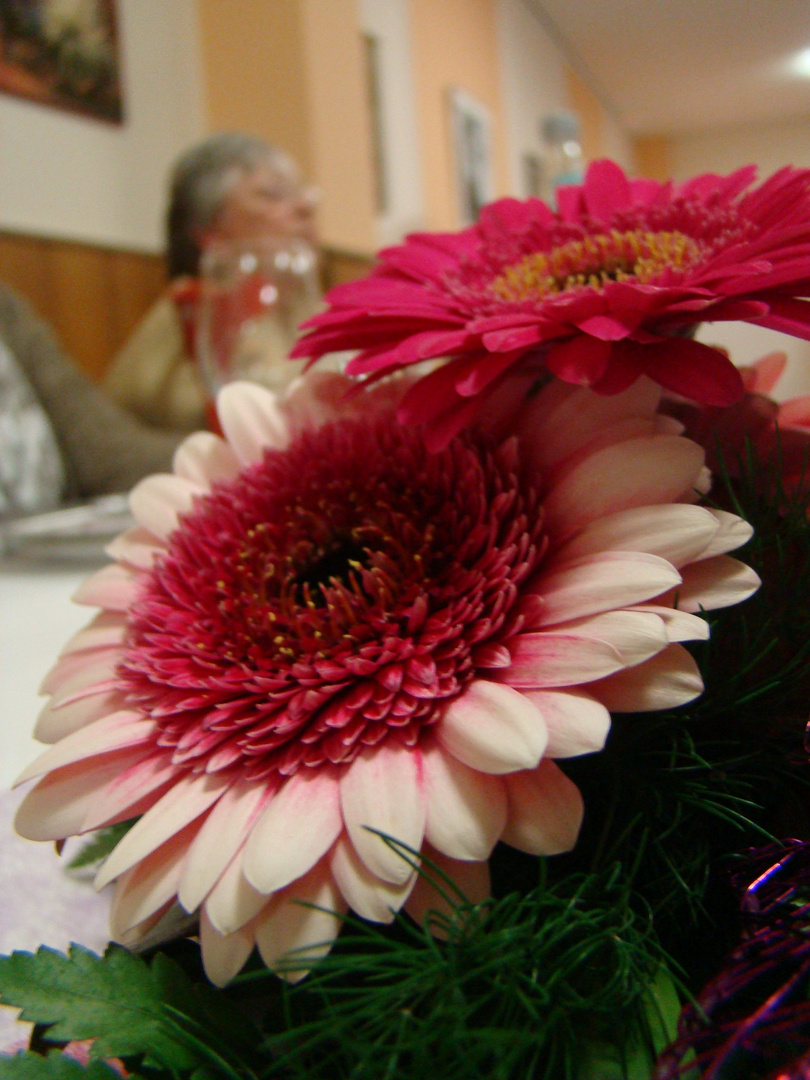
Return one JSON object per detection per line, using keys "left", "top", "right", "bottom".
{"left": 0, "top": 946, "right": 238, "bottom": 1075}
{"left": 0, "top": 1051, "right": 123, "bottom": 1080}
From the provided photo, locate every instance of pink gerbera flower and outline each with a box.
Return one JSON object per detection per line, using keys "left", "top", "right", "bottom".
{"left": 293, "top": 160, "right": 810, "bottom": 450}
{"left": 15, "top": 373, "right": 759, "bottom": 985}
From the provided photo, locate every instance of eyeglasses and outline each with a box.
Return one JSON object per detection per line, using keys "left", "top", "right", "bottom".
{"left": 259, "top": 182, "right": 321, "bottom": 208}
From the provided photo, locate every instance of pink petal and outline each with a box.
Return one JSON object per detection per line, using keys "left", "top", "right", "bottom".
{"left": 329, "top": 834, "right": 414, "bottom": 922}
{"left": 81, "top": 753, "right": 177, "bottom": 831}
{"left": 543, "top": 435, "right": 705, "bottom": 539}
{"left": 35, "top": 687, "right": 128, "bottom": 744}
{"left": 254, "top": 861, "right": 347, "bottom": 982}
{"left": 200, "top": 907, "right": 257, "bottom": 987}
{"left": 16, "top": 711, "right": 152, "bottom": 784}
{"left": 105, "top": 527, "right": 164, "bottom": 571}
{"left": 583, "top": 159, "right": 632, "bottom": 222}
{"left": 422, "top": 741, "right": 507, "bottom": 860}
{"left": 522, "top": 690, "right": 611, "bottom": 758}
{"left": 40, "top": 646, "right": 120, "bottom": 696}
{"left": 404, "top": 845, "right": 490, "bottom": 939}
{"left": 517, "top": 377, "right": 661, "bottom": 473}
{"left": 73, "top": 564, "right": 141, "bottom": 611}
{"left": 501, "top": 631, "right": 625, "bottom": 688}
{"left": 546, "top": 335, "right": 612, "bottom": 386}
{"left": 178, "top": 779, "right": 275, "bottom": 912}
{"left": 14, "top": 753, "right": 147, "bottom": 841}
{"left": 129, "top": 475, "right": 204, "bottom": 541}
{"left": 60, "top": 612, "right": 128, "bottom": 656}
{"left": 557, "top": 504, "right": 720, "bottom": 569}
{"left": 217, "top": 382, "right": 289, "bottom": 463}
{"left": 549, "top": 609, "right": 668, "bottom": 666}
{"left": 94, "top": 771, "right": 230, "bottom": 887}
{"left": 243, "top": 770, "right": 342, "bottom": 894}
{"left": 642, "top": 339, "right": 745, "bottom": 406}
{"left": 529, "top": 552, "right": 681, "bottom": 626}
{"left": 172, "top": 431, "right": 241, "bottom": 486}
{"left": 502, "top": 760, "right": 584, "bottom": 855}
{"left": 589, "top": 644, "right": 704, "bottom": 711}
{"left": 436, "top": 681, "right": 548, "bottom": 774}
{"left": 340, "top": 742, "right": 427, "bottom": 885}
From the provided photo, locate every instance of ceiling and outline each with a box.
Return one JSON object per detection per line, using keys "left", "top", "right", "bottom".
{"left": 531, "top": 0, "right": 810, "bottom": 136}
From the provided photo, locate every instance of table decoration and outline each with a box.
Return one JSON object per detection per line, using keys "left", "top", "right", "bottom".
{"left": 3, "top": 161, "right": 810, "bottom": 1079}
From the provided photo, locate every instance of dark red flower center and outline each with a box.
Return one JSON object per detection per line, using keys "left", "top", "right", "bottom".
{"left": 119, "top": 415, "right": 545, "bottom": 779}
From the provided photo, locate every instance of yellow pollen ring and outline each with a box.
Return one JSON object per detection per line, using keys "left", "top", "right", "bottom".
{"left": 491, "top": 229, "right": 703, "bottom": 301}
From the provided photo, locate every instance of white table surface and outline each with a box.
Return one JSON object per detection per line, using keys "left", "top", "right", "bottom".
{"left": 0, "top": 552, "right": 113, "bottom": 1048}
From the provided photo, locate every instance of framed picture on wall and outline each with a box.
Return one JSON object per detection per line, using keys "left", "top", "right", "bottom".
{"left": 449, "top": 88, "right": 494, "bottom": 225}
{"left": 0, "top": 0, "right": 123, "bottom": 124}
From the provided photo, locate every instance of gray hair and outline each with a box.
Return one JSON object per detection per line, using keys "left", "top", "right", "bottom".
{"left": 166, "top": 133, "right": 296, "bottom": 277}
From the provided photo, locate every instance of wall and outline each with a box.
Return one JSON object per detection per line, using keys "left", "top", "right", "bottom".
{"left": 358, "top": 0, "right": 426, "bottom": 245}
{"left": 0, "top": 0, "right": 205, "bottom": 253}
{"left": 196, "top": 0, "right": 378, "bottom": 257}
{"left": 409, "top": 0, "right": 509, "bottom": 230}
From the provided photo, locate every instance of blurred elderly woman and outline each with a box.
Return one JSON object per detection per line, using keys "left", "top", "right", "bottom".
{"left": 103, "top": 132, "right": 319, "bottom": 431}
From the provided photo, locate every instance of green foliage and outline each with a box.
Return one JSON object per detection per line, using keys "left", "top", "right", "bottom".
{"left": 66, "top": 824, "right": 135, "bottom": 872}
{"left": 0, "top": 946, "right": 259, "bottom": 1079}
{"left": 0, "top": 1051, "right": 123, "bottom": 1080}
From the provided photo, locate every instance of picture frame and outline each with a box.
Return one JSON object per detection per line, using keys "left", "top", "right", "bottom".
{"left": 449, "top": 88, "right": 494, "bottom": 225}
{"left": 0, "top": 0, "right": 124, "bottom": 124}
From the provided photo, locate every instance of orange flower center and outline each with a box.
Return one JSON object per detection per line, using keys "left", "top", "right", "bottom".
{"left": 491, "top": 229, "right": 703, "bottom": 301}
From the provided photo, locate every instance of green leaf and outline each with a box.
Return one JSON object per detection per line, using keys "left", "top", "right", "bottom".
{"left": 0, "top": 946, "right": 255, "bottom": 1078}
{"left": 0, "top": 1051, "right": 123, "bottom": 1080}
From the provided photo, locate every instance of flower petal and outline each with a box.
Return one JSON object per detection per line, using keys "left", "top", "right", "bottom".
{"left": 129, "top": 475, "right": 205, "bottom": 541}
{"left": 404, "top": 845, "right": 490, "bottom": 940}
{"left": 173, "top": 431, "right": 241, "bottom": 486}
{"left": 340, "top": 742, "right": 427, "bottom": 885}
{"left": 522, "top": 689, "right": 611, "bottom": 758}
{"left": 329, "top": 834, "right": 415, "bottom": 922}
{"left": 243, "top": 770, "right": 342, "bottom": 894}
{"left": 436, "top": 681, "right": 548, "bottom": 774}
{"left": 200, "top": 907, "right": 258, "bottom": 987}
{"left": 422, "top": 741, "right": 507, "bottom": 860}
{"left": 254, "top": 861, "right": 347, "bottom": 982}
{"left": 217, "top": 382, "right": 290, "bottom": 463}
{"left": 558, "top": 504, "right": 720, "bottom": 568}
{"left": 502, "top": 760, "right": 584, "bottom": 855}
{"left": 589, "top": 644, "right": 704, "bottom": 711}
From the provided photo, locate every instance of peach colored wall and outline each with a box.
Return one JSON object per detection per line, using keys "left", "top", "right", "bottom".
{"left": 633, "top": 136, "right": 673, "bottom": 181}
{"left": 408, "top": 0, "right": 509, "bottom": 230}
{"left": 196, "top": 0, "right": 377, "bottom": 255}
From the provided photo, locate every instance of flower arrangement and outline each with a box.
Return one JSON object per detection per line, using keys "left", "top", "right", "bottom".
{"left": 3, "top": 162, "right": 810, "bottom": 1080}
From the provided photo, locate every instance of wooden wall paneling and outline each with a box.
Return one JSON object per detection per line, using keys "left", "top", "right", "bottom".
{"left": 0, "top": 230, "right": 166, "bottom": 380}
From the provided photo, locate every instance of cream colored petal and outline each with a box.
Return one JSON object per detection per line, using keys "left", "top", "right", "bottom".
{"left": 329, "top": 834, "right": 414, "bottom": 922}
{"left": 35, "top": 687, "right": 128, "bottom": 744}
{"left": 404, "top": 845, "right": 490, "bottom": 941}
{"left": 217, "top": 382, "right": 290, "bottom": 463}
{"left": 243, "top": 770, "right": 342, "bottom": 895}
{"left": 254, "top": 861, "right": 347, "bottom": 983}
{"left": 522, "top": 689, "right": 611, "bottom": 758}
{"left": 543, "top": 435, "right": 705, "bottom": 540}
{"left": 73, "top": 564, "right": 141, "bottom": 611}
{"left": 697, "top": 510, "right": 754, "bottom": 558}
{"left": 436, "top": 682, "right": 548, "bottom": 774}
{"left": 105, "top": 527, "right": 164, "bottom": 571}
{"left": 556, "top": 504, "right": 720, "bottom": 568}
{"left": 60, "top": 612, "right": 128, "bottom": 656}
{"left": 204, "top": 852, "right": 268, "bottom": 934}
{"left": 173, "top": 431, "right": 241, "bottom": 486}
{"left": 15, "top": 710, "right": 151, "bottom": 784}
{"left": 674, "top": 556, "right": 761, "bottom": 613}
{"left": 200, "top": 906, "right": 258, "bottom": 987}
{"left": 129, "top": 474, "right": 205, "bottom": 541}
{"left": 501, "top": 760, "right": 584, "bottom": 855}
{"left": 94, "top": 771, "right": 230, "bottom": 887}
{"left": 178, "top": 779, "right": 274, "bottom": 913}
{"left": 422, "top": 741, "right": 507, "bottom": 860}
{"left": 588, "top": 644, "right": 704, "bottom": 712}
{"left": 340, "top": 741, "right": 427, "bottom": 885}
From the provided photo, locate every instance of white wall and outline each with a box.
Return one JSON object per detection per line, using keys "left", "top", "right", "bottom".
{"left": 0, "top": 0, "right": 206, "bottom": 253}
{"left": 672, "top": 116, "right": 810, "bottom": 398}
{"left": 357, "top": 0, "right": 426, "bottom": 245}
{"left": 495, "top": 0, "right": 571, "bottom": 196}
